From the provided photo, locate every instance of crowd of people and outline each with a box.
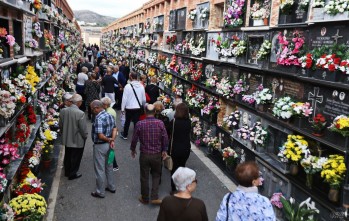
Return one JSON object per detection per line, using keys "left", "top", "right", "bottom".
{"left": 58, "top": 47, "right": 277, "bottom": 220}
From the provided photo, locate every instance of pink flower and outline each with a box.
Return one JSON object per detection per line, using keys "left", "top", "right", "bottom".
{"left": 6, "top": 35, "right": 15, "bottom": 46}
{"left": 270, "top": 192, "right": 284, "bottom": 209}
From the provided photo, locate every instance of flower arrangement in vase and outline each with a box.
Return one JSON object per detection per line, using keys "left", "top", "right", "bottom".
{"left": 237, "top": 124, "right": 252, "bottom": 140}
{"left": 189, "top": 37, "right": 205, "bottom": 56}
{"left": 277, "top": 30, "right": 305, "bottom": 66}
{"left": 298, "top": 53, "right": 315, "bottom": 70}
{"left": 13, "top": 170, "right": 44, "bottom": 196}
{"left": 321, "top": 155, "right": 346, "bottom": 191}
{"left": 291, "top": 102, "right": 313, "bottom": 117}
{"left": 328, "top": 115, "right": 349, "bottom": 136}
{"left": 202, "top": 96, "right": 220, "bottom": 116}
{"left": 205, "top": 75, "right": 219, "bottom": 88}
{"left": 250, "top": 0, "right": 270, "bottom": 25}
{"left": 251, "top": 121, "right": 268, "bottom": 150}
{"left": 280, "top": 0, "right": 294, "bottom": 15}
{"left": 278, "top": 135, "right": 310, "bottom": 174}
{"left": 223, "top": 0, "right": 245, "bottom": 28}
{"left": 222, "top": 147, "right": 239, "bottom": 166}
{"left": 189, "top": 62, "right": 203, "bottom": 81}
{"left": 256, "top": 40, "right": 272, "bottom": 60}
{"left": 280, "top": 196, "right": 320, "bottom": 220}
{"left": 188, "top": 9, "right": 197, "bottom": 21}
{"left": 172, "top": 84, "right": 183, "bottom": 96}
{"left": 32, "top": 22, "right": 43, "bottom": 38}
{"left": 255, "top": 86, "right": 273, "bottom": 105}
{"left": 0, "top": 139, "right": 20, "bottom": 168}
{"left": 25, "top": 39, "right": 39, "bottom": 49}
{"left": 324, "top": 0, "right": 349, "bottom": 15}
{"left": 212, "top": 33, "right": 233, "bottom": 58}
{"left": 298, "top": 0, "right": 310, "bottom": 11}
{"left": 223, "top": 110, "right": 241, "bottom": 130}
{"left": 232, "top": 79, "right": 247, "bottom": 97}
{"left": 272, "top": 96, "right": 295, "bottom": 120}
{"left": 231, "top": 38, "right": 246, "bottom": 57}
{"left": 216, "top": 77, "right": 234, "bottom": 99}
{"left": 0, "top": 90, "right": 16, "bottom": 119}
{"left": 311, "top": 113, "right": 327, "bottom": 136}
{"left": 312, "top": 0, "right": 325, "bottom": 8}
{"left": 199, "top": 7, "right": 209, "bottom": 20}
{"left": 10, "top": 193, "right": 47, "bottom": 220}
{"left": 301, "top": 155, "right": 327, "bottom": 189}
{"left": 166, "top": 35, "right": 176, "bottom": 49}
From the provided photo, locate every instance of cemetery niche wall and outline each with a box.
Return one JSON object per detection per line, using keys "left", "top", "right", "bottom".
{"left": 102, "top": 0, "right": 349, "bottom": 219}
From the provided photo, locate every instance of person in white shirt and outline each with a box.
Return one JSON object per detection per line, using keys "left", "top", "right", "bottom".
{"left": 76, "top": 67, "right": 89, "bottom": 111}
{"left": 120, "top": 71, "right": 146, "bottom": 140}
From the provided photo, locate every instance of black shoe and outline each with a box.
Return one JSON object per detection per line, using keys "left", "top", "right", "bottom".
{"left": 105, "top": 187, "right": 116, "bottom": 193}
{"left": 120, "top": 132, "right": 127, "bottom": 140}
{"left": 91, "top": 192, "right": 105, "bottom": 198}
{"left": 68, "top": 173, "right": 82, "bottom": 180}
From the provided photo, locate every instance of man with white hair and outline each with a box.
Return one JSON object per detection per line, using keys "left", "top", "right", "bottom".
{"left": 59, "top": 94, "right": 88, "bottom": 180}
{"left": 130, "top": 104, "right": 168, "bottom": 205}
{"left": 62, "top": 93, "right": 73, "bottom": 108}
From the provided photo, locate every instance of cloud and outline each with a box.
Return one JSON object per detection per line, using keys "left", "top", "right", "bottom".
{"left": 69, "top": 0, "right": 149, "bottom": 17}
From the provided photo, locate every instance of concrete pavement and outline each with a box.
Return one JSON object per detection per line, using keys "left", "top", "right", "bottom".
{"left": 52, "top": 115, "right": 235, "bottom": 221}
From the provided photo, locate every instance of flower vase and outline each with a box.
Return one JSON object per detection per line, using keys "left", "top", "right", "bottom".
{"left": 312, "top": 128, "right": 325, "bottom": 137}
{"left": 207, "top": 146, "right": 213, "bottom": 155}
{"left": 0, "top": 116, "right": 8, "bottom": 127}
{"left": 263, "top": 18, "right": 269, "bottom": 26}
{"left": 256, "top": 104, "right": 272, "bottom": 112}
{"left": 305, "top": 173, "right": 313, "bottom": 189}
{"left": 253, "top": 19, "right": 264, "bottom": 26}
{"left": 291, "top": 117, "right": 307, "bottom": 129}
{"left": 328, "top": 187, "right": 339, "bottom": 202}
{"left": 225, "top": 162, "right": 233, "bottom": 173}
{"left": 279, "top": 14, "right": 292, "bottom": 24}
{"left": 41, "top": 159, "right": 52, "bottom": 170}
{"left": 255, "top": 145, "right": 265, "bottom": 153}
{"left": 289, "top": 164, "right": 299, "bottom": 175}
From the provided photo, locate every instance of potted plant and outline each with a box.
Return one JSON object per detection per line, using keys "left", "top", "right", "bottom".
{"left": 222, "top": 147, "right": 239, "bottom": 172}
{"left": 321, "top": 154, "right": 347, "bottom": 202}
{"left": 280, "top": 197, "right": 320, "bottom": 220}
{"left": 279, "top": 0, "right": 294, "bottom": 23}
{"left": 300, "top": 155, "right": 327, "bottom": 189}
{"left": 278, "top": 135, "right": 310, "bottom": 175}
{"left": 250, "top": 1, "right": 270, "bottom": 26}
{"left": 291, "top": 102, "right": 313, "bottom": 128}
{"left": 311, "top": 113, "right": 327, "bottom": 136}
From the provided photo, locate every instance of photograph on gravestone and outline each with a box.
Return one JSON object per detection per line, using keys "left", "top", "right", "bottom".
{"left": 169, "top": 10, "right": 176, "bottom": 31}
{"left": 176, "top": 8, "right": 187, "bottom": 30}
{"left": 239, "top": 70, "right": 263, "bottom": 94}
{"left": 205, "top": 64, "right": 215, "bottom": 78}
{"left": 206, "top": 32, "right": 220, "bottom": 60}
{"left": 247, "top": 36, "right": 264, "bottom": 65}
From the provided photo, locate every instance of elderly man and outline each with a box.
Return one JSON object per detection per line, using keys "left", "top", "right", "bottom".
{"left": 90, "top": 100, "right": 118, "bottom": 198}
{"left": 102, "top": 67, "right": 119, "bottom": 107}
{"left": 130, "top": 104, "right": 168, "bottom": 205}
{"left": 101, "top": 97, "right": 119, "bottom": 171}
{"left": 61, "top": 93, "right": 73, "bottom": 109}
{"left": 59, "top": 94, "right": 88, "bottom": 180}
{"left": 112, "top": 65, "right": 126, "bottom": 110}
{"left": 81, "top": 57, "right": 93, "bottom": 73}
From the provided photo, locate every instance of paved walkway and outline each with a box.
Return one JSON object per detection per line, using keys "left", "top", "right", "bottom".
{"left": 51, "top": 113, "right": 235, "bottom": 221}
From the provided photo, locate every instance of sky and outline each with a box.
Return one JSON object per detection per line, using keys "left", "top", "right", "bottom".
{"left": 68, "top": 0, "right": 149, "bottom": 18}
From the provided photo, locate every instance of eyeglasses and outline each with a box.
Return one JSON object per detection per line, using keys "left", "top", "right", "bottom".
{"left": 192, "top": 178, "right": 198, "bottom": 184}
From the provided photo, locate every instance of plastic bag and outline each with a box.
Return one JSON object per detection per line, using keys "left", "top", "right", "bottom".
{"left": 108, "top": 149, "right": 115, "bottom": 165}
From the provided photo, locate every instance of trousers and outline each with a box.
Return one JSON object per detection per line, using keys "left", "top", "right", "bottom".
{"left": 93, "top": 143, "right": 116, "bottom": 196}
{"left": 122, "top": 108, "right": 141, "bottom": 137}
{"left": 140, "top": 152, "right": 162, "bottom": 201}
{"left": 64, "top": 146, "right": 84, "bottom": 177}
{"left": 171, "top": 154, "right": 190, "bottom": 191}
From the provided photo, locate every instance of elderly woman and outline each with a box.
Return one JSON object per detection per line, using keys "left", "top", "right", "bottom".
{"left": 157, "top": 167, "right": 208, "bottom": 221}
{"left": 85, "top": 73, "right": 100, "bottom": 120}
{"left": 216, "top": 161, "right": 275, "bottom": 221}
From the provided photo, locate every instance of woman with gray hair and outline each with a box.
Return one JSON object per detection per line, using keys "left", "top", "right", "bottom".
{"left": 157, "top": 167, "right": 208, "bottom": 221}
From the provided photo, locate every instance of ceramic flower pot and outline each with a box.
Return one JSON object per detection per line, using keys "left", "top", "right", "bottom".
{"left": 328, "top": 187, "right": 339, "bottom": 202}
{"left": 289, "top": 164, "right": 299, "bottom": 176}
{"left": 305, "top": 173, "right": 313, "bottom": 189}
{"left": 253, "top": 19, "right": 264, "bottom": 26}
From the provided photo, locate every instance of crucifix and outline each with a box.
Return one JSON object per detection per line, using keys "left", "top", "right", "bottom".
{"left": 331, "top": 29, "right": 343, "bottom": 44}
{"left": 308, "top": 87, "right": 323, "bottom": 119}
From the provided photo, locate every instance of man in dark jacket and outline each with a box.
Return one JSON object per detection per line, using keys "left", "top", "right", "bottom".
{"left": 112, "top": 65, "right": 126, "bottom": 110}
{"left": 102, "top": 67, "right": 119, "bottom": 107}
{"left": 145, "top": 76, "right": 160, "bottom": 104}
{"left": 81, "top": 58, "right": 93, "bottom": 73}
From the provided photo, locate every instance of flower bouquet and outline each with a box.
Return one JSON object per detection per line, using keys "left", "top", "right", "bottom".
{"left": 311, "top": 113, "right": 327, "bottom": 136}
{"left": 223, "top": 110, "right": 241, "bottom": 130}
{"left": 231, "top": 39, "right": 246, "bottom": 57}
{"left": 188, "top": 9, "right": 197, "bottom": 21}
{"left": 321, "top": 154, "right": 346, "bottom": 190}
{"left": 0, "top": 139, "right": 20, "bottom": 168}
{"left": 301, "top": 155, "right": 327, "bottom": 188}
{"left": 199, "top": 7, "right": 209, "bottom": 20}
{"left": 202, "top": 96, "right": 220, "bottom": 116}
{"left": 232, "top": 79, "right": 247, "bottom": 97}
{"left": 291, "top": 102, "right": 313, "bottom": 117}
{"left": 251, "top": 122, "right": 268, "bottom": 150}
{"left": 205, "top": 75, "right": 219, "bottom": 88}
{"left": 25, "top": 39, "right": 39, "bottom": 49}
{"left": 189, "top": 37, "right": 205, "bottom": 56}
{"left": 172, "top": 84, "right": 183, "bottom": 96}
{"left": 256, "top": 40, "right": 272, "bottom": 60}
{"left": 14, "top": 170, "right": 44, "bottom": 196}
{"left": 299, "top": 0, "right": 310, "bottom": 11}
{"left": 0, "top": 90, "right": 16, "bottom": 119}
{"left": 223, "top": 0, "right": 245, "bottom": 28}
{"left": 10, "top": 193, "right": 47, "bottom": 220}
{"left": 312, "top": 0, "right": 325, "bottom": 8}
{"left": 277, "top": 31, "right": 305, "bottom": 66}
{"left": 32, "top": 22, "right": 43, "bottom": 38}
{"left": 222, "top": 147, "right": 239, "bottom": 166}
{"left": 298, "top": 53, "right": 315, "bottom": 70}
{"left": 0, "top": 172, "right": 7, "bottom": 193}
{"left": 237, "top": 124, "right": 252, "bottom": 140}
{"left": 328, "top": 115, "right": 349, "bottom": 137}
{"left": 324, "top": 0, "right": 349, "bottom": 15}
{"left": 278, "top": 135, "right": 310, "bottom": 166}
{"left": 255, "top": 87, "right": 273, "bottom": 105}
{"left": 280, "top": 0, "right": 294, "bottom": 14}
{"left": 242, "top": 94, "right": 256, "bottom": 105}
{"left": 280, "top": 197, "right": 319, "bottom": 220}
{"left": 272, "top": 96, "right": 295, "bottom": 120}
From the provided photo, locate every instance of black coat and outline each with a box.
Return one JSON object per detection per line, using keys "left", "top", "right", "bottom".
{"left": 145, "top": 84, "right": 160, "bottom": 104}
{"left": 169, "top": 118, "right": 191, "bottom": 158}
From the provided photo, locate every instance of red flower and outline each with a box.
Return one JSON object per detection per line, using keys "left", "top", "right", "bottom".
{"left": 328, "top": 64, "right": 336, "bottom": 72}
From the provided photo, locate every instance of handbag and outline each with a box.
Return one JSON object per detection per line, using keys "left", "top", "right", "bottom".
{"left": 130, "top": 83, "right": 144, "bottom": 115}
{"left": 164, "top": 119, "right": 175, "bottom": 171}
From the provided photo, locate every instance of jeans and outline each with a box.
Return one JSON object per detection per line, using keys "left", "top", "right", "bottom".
{"left": 122, "top": 108, "right": 141, "bottom": 137}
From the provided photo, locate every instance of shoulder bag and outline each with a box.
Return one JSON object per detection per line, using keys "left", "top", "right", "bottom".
{"left": 164, "top": 119, "right": 175, "bottom": 171}
{"left": 226, "top": 192, "right": 232, "bottom": 221}
{"left": 130, "top": 84, "right": 144, "bottom": 115}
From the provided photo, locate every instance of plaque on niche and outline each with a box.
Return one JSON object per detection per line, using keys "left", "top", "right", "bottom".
{"left": 308, "top": 25, "right": 349, "bottom": 50}
{"left": 176, "top": 8, "right": 187, "bottom": 30}
{"left": 265, "top": 76, "right": 304, "bottom": 101}
{"left": 169, "top": 10, "right": 176, "bottom": 31}
{"left": 206, "top": 32, "right": 219, "bottom": 60}
{"left": 240, "top": 71, "right": 263, "bottom": 94}
{"left": 193, "top": 2, "right": 210, "bottom": 30}
{"left": 304, "top": 86, "right": 349, "bottom": 121}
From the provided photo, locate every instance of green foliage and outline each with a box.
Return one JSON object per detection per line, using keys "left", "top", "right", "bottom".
{"left": 280, "top": 197, "right": 319, "bottom": 221}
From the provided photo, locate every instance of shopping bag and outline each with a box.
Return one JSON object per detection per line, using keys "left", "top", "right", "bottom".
{"left": 108, "top": 149, "right": 115, "bottom": 165}
{"left": 163, "top": 156, "right": 173, "bottom": 171}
